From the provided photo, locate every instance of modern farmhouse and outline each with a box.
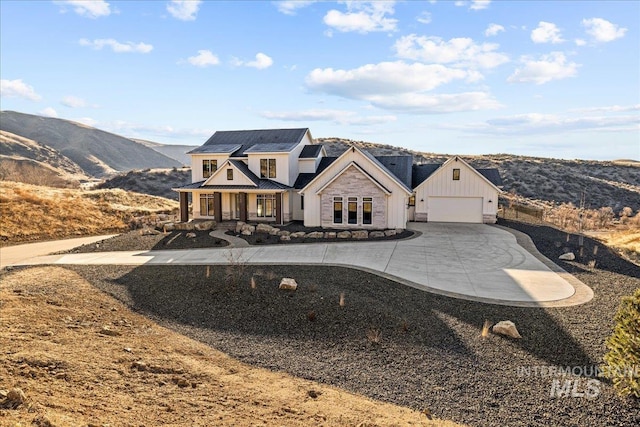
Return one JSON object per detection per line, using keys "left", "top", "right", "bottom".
{"left": 173, "top": 128, "right": 502, "bottom": 228}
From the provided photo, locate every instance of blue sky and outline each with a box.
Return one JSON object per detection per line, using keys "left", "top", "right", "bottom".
{"left": 1, "top": 0, "right": 638, "bottom": 160}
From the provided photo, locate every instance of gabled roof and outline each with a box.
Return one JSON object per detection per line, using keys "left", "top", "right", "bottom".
{"left": 375, "top": 155, "right": 413, "bottom": 189}
{"left": 299, "top": 144, "right": 324, "bottom": 159}
{"left": 315, "top": 162, "right": 392, "bottom": 195}
{"left": 477, "top": 168, "right": 503, "bottom": 187}
{"left": 293, "top": 156, "right": 337, "bottom": 189}
{"left": 227, "top": 159, "right": 260, "bottom": 185}
{"left": 354, "top": 147, "right": 413, "bottom": 193}
{"left": 413, "top": 156, "right": 503, "bottom": 192}
{"left": 196, "top": 128, "right": 308, "bottom": 157}
{"left": 412, "top": 164, "right": 441, "bottom": 188}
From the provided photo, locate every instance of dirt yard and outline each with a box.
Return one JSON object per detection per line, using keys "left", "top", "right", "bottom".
{"left": 0, "top": 266, "right": 460, "bottom": 427}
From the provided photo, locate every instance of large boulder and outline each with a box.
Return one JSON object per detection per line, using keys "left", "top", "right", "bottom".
{"left": 290, "top": 231, "right": 306, "bottom": 238}
{"left": 306, "top": 231, "right": 324, "bottom": 238}
{"left": 174, "top": 222, "right": 195, "bottom": 231}
{"left": 492, "top": 320, "right": 522, "bottom": 339}
{"left": 352, "top": 230, "right": 368, "bottom": 239}
{"left": 241, "top": 224, "right": 255, "bottom": 235}
{"left": 280, "top": 235, "right": 291, "bottom": 241}
{"left": 369, "top": 231, "right": 385, "bottom": 238}
{"left": 194, "top": 220, "right": 216, "bottom": 231}
{"left": 162, "top": 222, "right": 175, "bottom": 232}
{"left": 279, "top": 278, "right": 298, "bottom": 291}
{"left": 324, "top": 232, "right": 337, "bottom": 239}
{"left": 235, "top": 221, "right": 246, "bottom": 233}
{"left": 276, "top": 230, "right": 290, "bottom": 237}
{"left": 559, "top": 252, "right": 575, "bottom": 261}
{"left": 337, "top": 231, "right": 351, "bottom": 239}
{"left": 269, "top": 227, "right": 281, "bottom": 235}
{"left": 384, "top": 229, "right": 397, "bottom": 237}
{"left": 256, "top": 223, "right": 276, "bottom": 234}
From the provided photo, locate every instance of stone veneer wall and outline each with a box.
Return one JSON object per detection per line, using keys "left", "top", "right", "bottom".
{"left": 320, "top": 167, "right": 386, "bottom": 228}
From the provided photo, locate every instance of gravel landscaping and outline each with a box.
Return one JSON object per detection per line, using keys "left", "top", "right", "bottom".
{"left": 58, "top": 229, "right": 228, "bottom": 253}
{"left": 63, "top": 220, "right": 640, "bottom": 427}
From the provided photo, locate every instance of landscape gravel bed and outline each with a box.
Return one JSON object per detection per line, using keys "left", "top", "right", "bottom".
{"left": 65, "top": 221, "right": 639, "bottom": 427}
{"left": 57, "top": 229, "right": 228, "bottom": 253}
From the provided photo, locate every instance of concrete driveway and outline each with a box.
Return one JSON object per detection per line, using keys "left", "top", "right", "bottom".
{"left": 6, "top": 224, "right": 590, "bottom": 307}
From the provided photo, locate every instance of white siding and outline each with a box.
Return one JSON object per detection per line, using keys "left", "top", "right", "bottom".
{"left": 247, "top": 153, "right": 291, "bottom": 185}
{"left": 204, "top": 162, "right": 256, "bottom": 187}
{"left": 190, "top": 154, "right": 231, "bottom": 182}
{"left": 298, "top": 159, "right": 317, "bottom": 173}
{"left": 414, "top": 158, "right": 498, "bottom": 223}
{"left": 301, "top": 148, "right": 409, "bottom": 229}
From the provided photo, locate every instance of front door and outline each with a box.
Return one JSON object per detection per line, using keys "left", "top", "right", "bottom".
{"left": 230, "top": 193, "right": 241, "bottom": 220}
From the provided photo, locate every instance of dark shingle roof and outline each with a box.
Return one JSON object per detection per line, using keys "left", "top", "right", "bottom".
{"left": 198, "top": 128, "right": 308, "bottom": 157}
{"left": 299, "top": 144, "right": 323, "bottom": 159}
{"left": 228, "top": 159, "right": 259, "bottom": 185}
{"left": 358, "top": 149, "right": 412, "bottom": 192}
{"left": 187, "top": 143, "right": 241, "bottom": 154}
{"left": 374, "top": 156, "right": 413, "bottom": 189}
{"left": 294, "top": 156, "right": 338, "bottom": 189}
{"left": 477, "top": 168, "right": 503, "bottom": 187}
{"left": 244, "top": 142, "right": 300, "bottom": 153}
{"left": 412, "top": 164, "right": 441, "bottom": 187}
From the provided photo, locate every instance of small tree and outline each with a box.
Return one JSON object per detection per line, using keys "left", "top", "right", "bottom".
{"left": 602, "top": 289, "right": 640, "bottom": 398}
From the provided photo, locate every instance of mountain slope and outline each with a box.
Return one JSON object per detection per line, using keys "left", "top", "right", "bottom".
{"left": 0, "top": 130, "right": 89, "bottom": 187}
{"left": 318, "top": 138, "right": 640, "bottom": 212}
{"left": 132, "top": 138, "right": 197, "bottom": 166}
{"left": 0, "top": 111, "right": 181, "bottom": 177}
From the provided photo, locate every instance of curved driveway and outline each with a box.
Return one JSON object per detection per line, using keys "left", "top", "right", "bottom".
{"left": 6, "top": 224, "right": 592, "bottom": 307}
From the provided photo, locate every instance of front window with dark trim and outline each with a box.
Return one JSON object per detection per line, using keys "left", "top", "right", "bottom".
{"left": 333, "top": 197, "right": 343, "bottom": 224}
{"left": 408, "top": 196, "right": 416, "bottom": 206}
{"left": 363, "top": 197, "right": 372, "bottom": 225}
{"left": 199, "top": 193, "right": 215, "bottom": 216}
{"left": 453, "top": 168, "right": 460, "bottom": 180}
{"left": 257, "top": 194, "right": 275, "bottom": 218}
{"left": 202, "top": 159, "right": 217, "bottom": 178}
{"left": 348, "top": 197, "right": 357, "bottom": 224}
{"left": 260, "top": 158, "right": 276, "bottom": 179}
{"left": 300, "top": 195, "right": 304, "bottom": 210}
{"left": 227, "top": 169, "right": 233, "bottom": 180}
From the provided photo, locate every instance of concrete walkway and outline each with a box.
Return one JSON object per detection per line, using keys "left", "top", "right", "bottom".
{"left": 0, "top": 235, "right": 117, "bottom": 269}
{"left": 7, "top": 224, "right": 592, "bottom": 307}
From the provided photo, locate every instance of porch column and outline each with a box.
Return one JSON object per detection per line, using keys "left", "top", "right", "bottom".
{"left": 239, "top": 192, "right": 248, "bottom": 222}
{"left": 179, "top": 192, "right": 189, "bottom": 222}
{"left": 275, "top": 192, "right": 283, "bottom": 225}
{"left": 213, "top": 192, "right": 222, "bottom": 222}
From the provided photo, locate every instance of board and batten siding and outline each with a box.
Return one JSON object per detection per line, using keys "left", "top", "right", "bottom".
{"left": 414, "top": 159, "right": 498, "bottom": 223}
{"left": 300, "top": 148, "right": 409, "bottom": 229}
{"left": 190, "top": 154, "right": 232, "bottom": 182}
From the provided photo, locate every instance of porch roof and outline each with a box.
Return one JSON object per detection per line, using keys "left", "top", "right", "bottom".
{"left": 173, "top": 180, "right": 291, "bottom": 192}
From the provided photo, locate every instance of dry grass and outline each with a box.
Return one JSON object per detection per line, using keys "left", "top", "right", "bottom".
{"left": 0, "top": 266, "right": 464, "bottom": 427}
{"left": 585, "top": 228, "right": 640, "bottom": 266}
{"left": 0, "top": 181, "right": 178, "bottom": 244}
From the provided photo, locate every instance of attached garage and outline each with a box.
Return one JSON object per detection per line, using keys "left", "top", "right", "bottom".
{"left": 428, "top": 197, "right": 483, "bottom": 223}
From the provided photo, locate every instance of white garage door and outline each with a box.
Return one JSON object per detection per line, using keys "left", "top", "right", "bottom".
{"left": 428, "top": 197, "right": 483, "bottom": 223}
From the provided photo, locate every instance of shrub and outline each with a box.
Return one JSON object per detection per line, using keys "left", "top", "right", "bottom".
{"left": 602, "top": 289, "right": 640, "bottom": 398}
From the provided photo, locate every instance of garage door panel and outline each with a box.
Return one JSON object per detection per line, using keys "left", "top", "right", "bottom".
{"left": 428, "top": 197, "right": 482, "bottom": 223}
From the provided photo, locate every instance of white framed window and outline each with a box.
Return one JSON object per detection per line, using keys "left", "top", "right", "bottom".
{"left": 348, "top": 197, "right": 358, "bottom": 224}
{"left": 257, "top": 194, "right": 275, "bottom": 218}
{"left": 363, "top": 197, "right": 373, "bottom": 225}
{"left": 199, "top": 193, "right": 215, "bottom": 216}
{"left": 260, "top": 158, "right": 276, "bottom": 179}
{"left": 227, "top": 169, "right": 233, "bottom": 180}
{"left": 333, "top": 197, "right": 343, "bottom": 224}
{"left": 453, "top": 168, "right": 460, "bottom": 180}
{"left": 202, "top": 160, "right": 217, "bottom": 178}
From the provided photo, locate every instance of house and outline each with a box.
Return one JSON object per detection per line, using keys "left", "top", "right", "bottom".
{"left": 173, "top": 128, "right": 502, "bottom": 228}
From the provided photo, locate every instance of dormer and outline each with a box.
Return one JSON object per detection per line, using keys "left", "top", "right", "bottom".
{"left": 298, "top": 144, "right": 326, "bottom": 174}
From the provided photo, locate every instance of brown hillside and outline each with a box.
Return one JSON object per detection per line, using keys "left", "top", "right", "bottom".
{"left": 0, "top": 182, "right": 178, "bottom": 244}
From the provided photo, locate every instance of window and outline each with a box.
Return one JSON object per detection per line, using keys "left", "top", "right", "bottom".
{"left": 348, "top": 197, "right": 357, "bottom": 224}
{"left": 333, "top": 197, "right": 343, "bottom": 224}
{"left": 257, "top": 194, "right": 276, "bottom": 218}
{"left": 408, "top": 196, "right": 416, "bottom": 206}
{"left": 300, "top": 195, "right": 304, "bottom": 210}
{"left": 199, "top": 193, "right": 215, "bottom": 216}
{"left": 227, "top": 169, "right": 233, "bottom": 180}
{"left": 363, "top": 197, "right": 372, "bottom": 225}
{"left": 453, "top": 168, "right": 460, "bottom": 180}
{"left": 260, "top": 158, "right": 276, "bottom": 179}
{"left": 202, "top": 159, "right": 217, "bottom": 178}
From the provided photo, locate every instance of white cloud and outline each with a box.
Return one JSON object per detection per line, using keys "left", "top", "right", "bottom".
{"left": 108, "top": 120, "right": 213, "bottom": 140}
{"left": 454, "top": 1, "right": 466, "bottom": 7}
{"left": 582, "top": 18, "right": 627, "bottom": 43}
{"left": 187, "top": 50, "right": 220, "bottom": 67}
{"left": 54, "top": 1, "right": 111, "bottom": 19}
{"left": 79, "top": 38, "right": 153, "bottom": 53}
{"left": 166, "top": 0, "right": 202, "bottom": 21}
{"left": 571, "top": 104, "right": 640, "bottom": 113}
{"left": 260, "top": 109, "right": 397, "bottom": 125}
{"left": 366, "top": 92, "right": 502, "bottom": 113}
{"left": 61, "top": 95, "right": 87, "bottom": 108}
{"left": 416, "top": 11, "right": 432, "bottom": 24}
{"left": 0, "top": 79, "right": 42, "bottom": 101}
{"left": 531, "top": 21, "right": 564, "bottom": 44}
{"left": 470, "top": 0, "right": 491, "bottom": 10}
{"left": 484, "top": 23, "right": 504, "bottom": 37}
{"left": 394, "top": 35, "right": 509, "bottom": 69}
{"left": 40, "top": 107, "right": 58, "bottom": 118}
{"left": 508, "top": 52, "right": 579, "bottom": 85}
{"left": 232, "top": 53, "right": 273, "bottom": 69}
{"left": 274, "top": 1, "right": 316, "bottom": 15}
{"left": 574, "top": 38, "right": 586, "bottom": 46}
{"left": 323, "top": 1, "right": 397, "bottom": 34}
